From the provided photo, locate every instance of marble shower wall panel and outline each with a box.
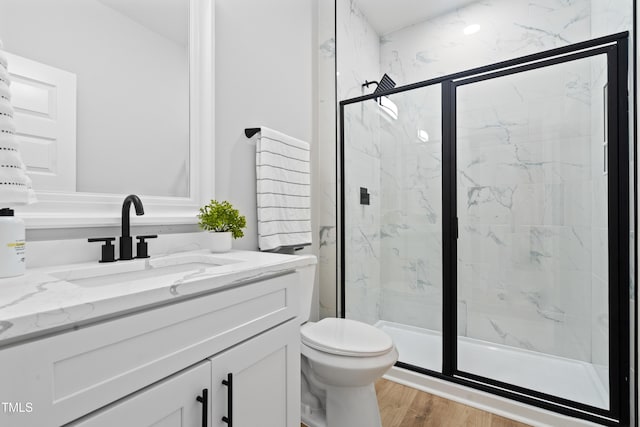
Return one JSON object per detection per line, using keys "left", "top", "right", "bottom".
{"left": 455, "top": 54, "right": 595, "bottom": 361}
{"left": 380, "top": 0, "right": 592, "bottom": 87}
{"left": 590, "top": 0, "right": 633, "bottom": 40}
{"left": 336, "top": 0, "right": 381, "bottom": 101}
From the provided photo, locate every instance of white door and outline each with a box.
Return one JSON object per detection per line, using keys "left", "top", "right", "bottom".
{"left": 209, "top": 321, "right": 300, "bottom": 427}
{"left": 69, "top": 361, "right": 211, "bottom": 427}
{"left": 5, "top": 52, "right": 76, "bottom": 192}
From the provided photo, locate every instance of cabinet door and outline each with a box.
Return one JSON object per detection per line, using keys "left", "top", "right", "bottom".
{"left": 69, "top": 361, "right": 211, "bottom": 427}
{"left": 209, "top": 320, "right": 300, "bottom": 427}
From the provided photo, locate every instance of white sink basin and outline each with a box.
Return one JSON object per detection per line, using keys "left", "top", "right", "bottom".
{"left": 50, "top": 253, "right": 240, "bottom": 287}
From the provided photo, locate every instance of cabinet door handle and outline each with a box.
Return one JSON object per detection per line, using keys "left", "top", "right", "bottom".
{"left": 221, "top": 373, "right": 233, "bottom": 425}
{"left": 196, "top": 388, "right": 208, "bottom": 427}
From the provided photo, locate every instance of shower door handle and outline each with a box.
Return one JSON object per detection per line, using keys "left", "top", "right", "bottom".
{"left": 455, "top": 217, "right": 459, "bottom": 239}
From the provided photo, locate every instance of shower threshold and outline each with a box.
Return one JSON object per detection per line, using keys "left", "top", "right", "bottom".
{"left": 376, "top": 320, "right": 609, "bottom": 410}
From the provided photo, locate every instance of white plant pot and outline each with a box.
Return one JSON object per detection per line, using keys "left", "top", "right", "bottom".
{"left": 209, "top": 231, "right": 232, "bottom": 253}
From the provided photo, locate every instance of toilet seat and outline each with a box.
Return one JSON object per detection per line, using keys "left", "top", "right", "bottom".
{"left": 301, "top": 318, "right": 393, "bottom": 357}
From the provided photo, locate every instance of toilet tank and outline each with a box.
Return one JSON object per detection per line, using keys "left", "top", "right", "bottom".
{"left": 296, "top": 263, "right": 316, "bottom": 324}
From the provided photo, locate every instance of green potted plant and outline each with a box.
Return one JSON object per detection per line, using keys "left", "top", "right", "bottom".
{"left": 197, "top": 200, "right": 247, "bottom": 253}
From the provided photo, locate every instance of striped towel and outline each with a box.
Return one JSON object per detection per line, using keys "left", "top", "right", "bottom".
{"left": 256, "top": 126, "right": 312, "bottom": 252}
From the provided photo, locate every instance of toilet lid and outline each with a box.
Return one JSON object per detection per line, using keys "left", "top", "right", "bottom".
{"left": 301, "top": 318, "right": 393, "bottom": 357}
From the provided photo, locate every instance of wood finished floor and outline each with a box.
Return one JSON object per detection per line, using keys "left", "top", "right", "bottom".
{"left": 302, "top": 378, "right": 532, "bottom": 427}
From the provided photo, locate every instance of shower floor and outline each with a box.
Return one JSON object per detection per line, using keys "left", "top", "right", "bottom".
{"left": 376, "top": 321, "right": 609, "bottom": 410}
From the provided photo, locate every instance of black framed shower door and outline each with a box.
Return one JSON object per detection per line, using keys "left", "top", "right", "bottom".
{"left": 339, "top": 33, "right": 630, "bottom": 426}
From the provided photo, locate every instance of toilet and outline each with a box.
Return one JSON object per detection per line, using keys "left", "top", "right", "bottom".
{"left": 297, "top": 265, "right": 399, "bottom": 427}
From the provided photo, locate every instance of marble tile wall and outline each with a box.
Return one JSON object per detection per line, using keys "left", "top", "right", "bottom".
{"left": 336, "top": 0, "right": 383, "bottom": 323}
{"left": 379, "top": 0, "right": 592, "bottom": 86}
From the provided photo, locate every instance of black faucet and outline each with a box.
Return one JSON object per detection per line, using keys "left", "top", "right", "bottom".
{"left": 119, "top": 194, "right": 144, "bottom": 260}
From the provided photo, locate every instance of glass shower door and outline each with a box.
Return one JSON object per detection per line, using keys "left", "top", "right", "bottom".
{"left": 340, "top": 34, "right": 629, "bottom": 424}
{"left": 342, "top": 84, "right": 443, "bottom": 373}
{"left": 454, "top": 51, "right": 613, "bottom": 410}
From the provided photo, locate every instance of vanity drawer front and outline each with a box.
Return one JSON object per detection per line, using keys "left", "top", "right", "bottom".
{"left": 0, "top": 271, "right": 298, "bottom": 427}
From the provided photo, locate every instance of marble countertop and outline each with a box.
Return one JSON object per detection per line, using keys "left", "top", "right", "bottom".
{"left": 0, "top": 250, "right": 316, "bottom": 347}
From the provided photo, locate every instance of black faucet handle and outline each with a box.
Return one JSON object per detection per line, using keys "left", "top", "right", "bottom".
{"left": 135, "top": 235, "right": 158, "bottom": 259}
{"left": 88, "top": 237, "right": 117, "bottom": 263}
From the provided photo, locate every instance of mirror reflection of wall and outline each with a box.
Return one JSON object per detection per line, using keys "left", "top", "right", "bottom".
{"left": 0, "top": 0, "right": 190, "bottom": 198}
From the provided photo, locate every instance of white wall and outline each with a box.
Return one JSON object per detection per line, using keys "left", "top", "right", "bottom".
{"left": 215, "top": 0, "right": 317, "bottom": 320}
{"left": 215, "top": 0, "right": 314, "bottom": 252}
{"left": 0, "top": 0, "right": 189, "bottom": 197}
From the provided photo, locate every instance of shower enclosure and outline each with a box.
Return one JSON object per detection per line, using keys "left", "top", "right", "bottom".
{"left": 339, "top": 33, "right": 630, "bottom": 425}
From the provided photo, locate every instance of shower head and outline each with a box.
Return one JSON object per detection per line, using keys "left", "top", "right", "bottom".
{"left": 362, "top": 73, "right": 399, "bottom": 120}
{"left": 362, "top": 73, "right": 396, "bottom": 94}
{"left": 373, "top": 73, "right": 396, "bottom": 94}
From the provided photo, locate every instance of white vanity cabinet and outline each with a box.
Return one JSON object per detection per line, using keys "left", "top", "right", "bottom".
{"left": 70, "top": 321, "right": 299, "bottom": 427}
{"left": 0, "top": 270, "right": 301, "bottom": 427}
{"left": 69, "top": 361, "right": 212, "bottom": 427}
{"left": 209, "top": 320, "right": 299, "bottom": 426}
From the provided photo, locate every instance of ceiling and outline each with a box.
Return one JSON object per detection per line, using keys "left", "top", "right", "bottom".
{"left": 96, "top": 0, "right": 480, "bottom": 48}
{"left": 98, "top": 0, "right": 188, "bottom": 46}
{"left": 353, "top": 0, "right": 480, "bottom": 35}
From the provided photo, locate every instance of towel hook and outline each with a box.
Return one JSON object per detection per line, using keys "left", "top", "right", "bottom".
{"left": 244, "top": 128, "right": 260, "bottom": 138}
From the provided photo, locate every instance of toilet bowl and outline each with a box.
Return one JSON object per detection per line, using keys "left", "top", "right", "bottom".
{"left": 296, "top": 265, "right": 398, "bottom": 427}
{"left": 300, "top": 318, "right": 398, "bottom": 427}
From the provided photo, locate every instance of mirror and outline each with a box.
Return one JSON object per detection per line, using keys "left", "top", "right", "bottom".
{"left": 0, "top": 0, "right": 190, "bottom": 198}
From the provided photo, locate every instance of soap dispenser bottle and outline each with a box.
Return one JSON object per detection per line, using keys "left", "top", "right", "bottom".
{"left": 0, "top": 208, "right": 25, "bottom": 278}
